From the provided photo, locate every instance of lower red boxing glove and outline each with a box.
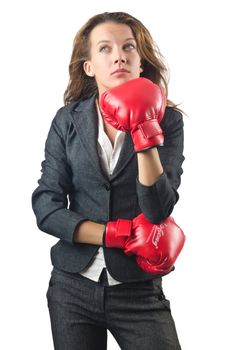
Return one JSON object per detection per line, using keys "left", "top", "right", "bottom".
{"left": 103, "top": 218, "right": 133, "bottom": 248}
{"left": 136, "top": 255, "right": 175, "bottom": 275}
{"left": 103, "top": 214, "right": 163, "bottom": 249}
{"left": 124, "top": 213, "right": 185, "bottom": 275}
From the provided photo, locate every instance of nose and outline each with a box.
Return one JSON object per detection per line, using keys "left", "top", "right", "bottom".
{"left": 114, "top": 58, "right": 127, "bottom": 64}
{"left": 113, "top": 48, "right": 127, "bottom": 64}
{"left": 114, "top": 57, "right": 127, "bottom": 64}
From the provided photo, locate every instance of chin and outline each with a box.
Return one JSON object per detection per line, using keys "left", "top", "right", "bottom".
{"left": 110, "top": 76, "right": 134, "bottom": 86}
{"left": 99, "top": 77, "right": 138, "bottom": 94}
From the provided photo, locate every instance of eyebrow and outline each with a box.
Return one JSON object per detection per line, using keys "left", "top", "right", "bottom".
{"left": 96, "top": 38, "right": 136, "bottom": 45}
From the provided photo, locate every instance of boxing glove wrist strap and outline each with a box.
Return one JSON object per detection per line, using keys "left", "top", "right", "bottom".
{"left": 104, "top": 219, "right": 132, "bottom": 248}
{"left": 131, "top": 119, "right": 164, "bottom": 152}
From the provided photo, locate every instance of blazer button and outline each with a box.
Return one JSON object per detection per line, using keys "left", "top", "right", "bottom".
{"left": 104, "top": 183, "right": 111, "bottom": 191}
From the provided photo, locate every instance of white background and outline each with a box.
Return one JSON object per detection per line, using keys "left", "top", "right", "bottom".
{"left": 1, "top": 0, "right": 232, "bottom": 349}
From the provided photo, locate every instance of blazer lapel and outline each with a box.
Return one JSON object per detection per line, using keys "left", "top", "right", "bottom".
{"left": 70, "top": 95, "right": 107, "bottom": 180}
{"left": 110, "top": 132, "right": 135, "bottom": 181}
{"left": 70, "top": 94, "right": 135, "bottom": 181}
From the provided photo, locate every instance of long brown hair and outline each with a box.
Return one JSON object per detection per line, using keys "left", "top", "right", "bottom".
{"left": 64, "top": 12, "right": 179, "bottom": 110}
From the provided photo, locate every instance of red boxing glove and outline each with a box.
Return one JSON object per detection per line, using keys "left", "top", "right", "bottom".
{"left": 136, "top": 255, "right": 175, "bottom": 275}
{"left": 124, "top": 214, "right": 185, "bottom": 275}
{"left": 100, "top": 77, "right": 166, "bottom": 152}
{"left": 103, "top": 218, "right": 133, "bottom": 248}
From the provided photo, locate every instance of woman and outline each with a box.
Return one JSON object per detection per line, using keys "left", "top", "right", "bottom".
{"left": 32, "top": 11, "right": 185, "bottom": 350}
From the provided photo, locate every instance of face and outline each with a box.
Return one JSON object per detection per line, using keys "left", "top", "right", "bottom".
{"left": 83, "top": 22, "right": 143, "bottom": 95}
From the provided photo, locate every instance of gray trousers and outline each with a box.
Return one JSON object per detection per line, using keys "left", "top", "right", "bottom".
{"left": 46, "top": 267, "right": 181, "bottom": 350}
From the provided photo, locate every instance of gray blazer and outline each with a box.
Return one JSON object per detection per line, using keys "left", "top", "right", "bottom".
{"left": 31, "top": 94, "right": 185, "bottom": 282}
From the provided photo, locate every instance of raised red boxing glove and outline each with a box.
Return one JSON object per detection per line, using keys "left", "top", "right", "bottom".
{"left": 124, "top": 213, "right": 185, "bottom": 274}
{"left": 100, "top": 77, "right": 166, "bottom": 152}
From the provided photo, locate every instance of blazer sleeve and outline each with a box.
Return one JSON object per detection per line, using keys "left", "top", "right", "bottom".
{"left": 136, "top": 107, "right": 185, "bottom": 224}
{"left": 31, "top": 108, "right": 87, "bottom": 244}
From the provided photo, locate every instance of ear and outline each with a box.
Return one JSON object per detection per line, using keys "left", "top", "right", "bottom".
{"left": 83, "top": 61, "right": 94, "bottom": 77}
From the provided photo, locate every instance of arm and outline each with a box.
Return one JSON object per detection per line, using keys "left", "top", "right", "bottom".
{"left": 136, "top": 108, "right": 185, "bottom": 223}
{"left": 31, "top": 109, "right": 89, "bottom": 244}
{"left": 100, "top": 78, "right": 184, "bottom": 224}
{"left": 73, "top": 221, "right": 105, "bottom": 245}
{"left": 137, "top": 147, "right": 163, "bottom": 186}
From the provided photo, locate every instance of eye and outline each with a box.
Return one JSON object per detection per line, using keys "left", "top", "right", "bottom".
{"left": 123, "top": 43, "right": 136, "bottom": 50}
{"left": 99, "top": 45, "right": 111, "bottom": 53}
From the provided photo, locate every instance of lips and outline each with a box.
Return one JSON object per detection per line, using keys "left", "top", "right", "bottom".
{"left": 111, "top": 68, "right": 130, "bottom": 75}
